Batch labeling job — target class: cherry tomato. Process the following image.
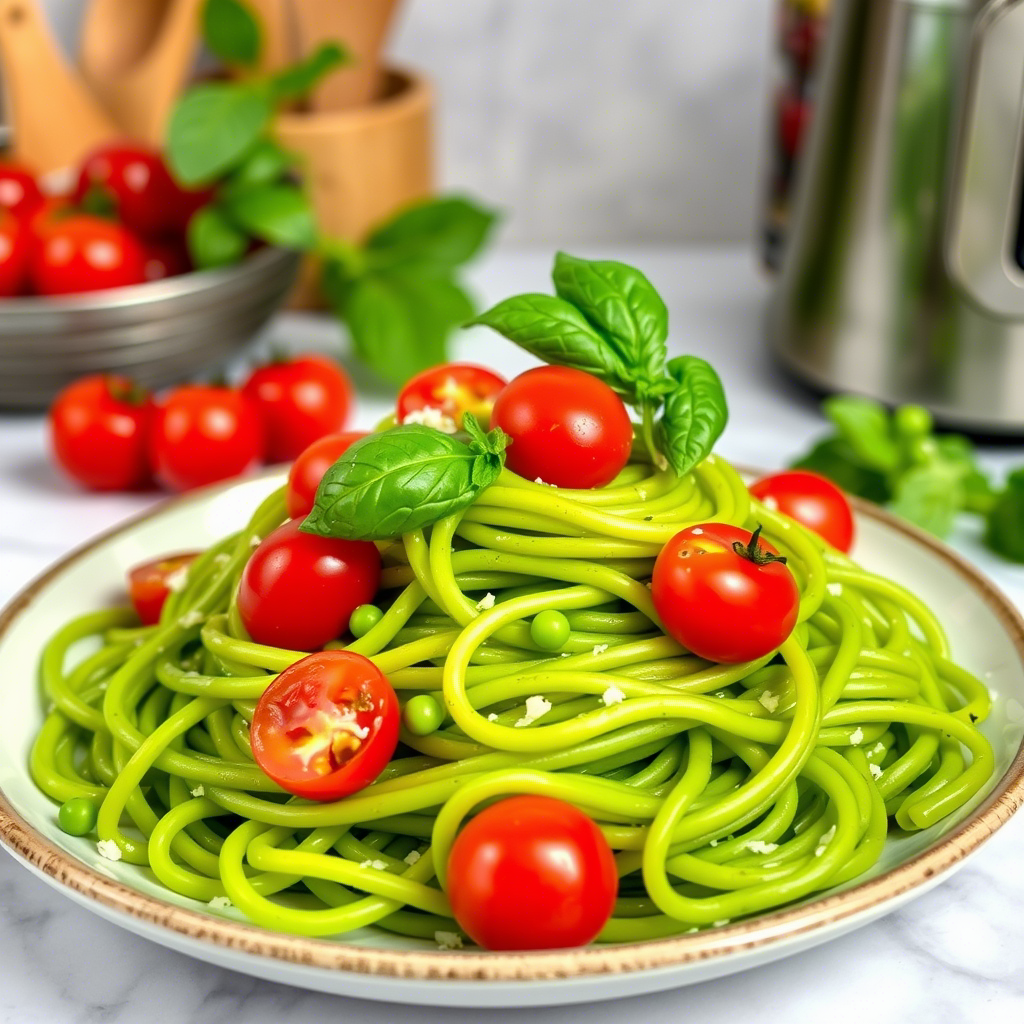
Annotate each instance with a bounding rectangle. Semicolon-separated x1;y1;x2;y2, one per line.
750;470;855;553
0;161;43;219
285;431;368;518
447;795;618;950
652;523;799;664
396;363;507;429
73;142;210;237
241;355;354;464
491;366;633;489
149;385;263;491
779;90;811;159
127;552;199;625
0;208;29;295
30;211;146;295
142;238;191;281
49;375;154;490
238;518;381;651
250;650;399;801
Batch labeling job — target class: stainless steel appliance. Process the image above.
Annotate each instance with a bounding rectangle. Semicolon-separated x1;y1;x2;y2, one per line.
771;0;1024;433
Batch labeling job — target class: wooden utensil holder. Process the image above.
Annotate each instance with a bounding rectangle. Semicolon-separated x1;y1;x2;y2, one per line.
274;66;434;309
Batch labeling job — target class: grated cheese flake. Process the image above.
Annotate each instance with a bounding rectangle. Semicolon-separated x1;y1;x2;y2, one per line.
359;859;388;870
164;565;190;592
96;840;122;862
602;685;626;706
758;691;780;713
208;896;232;910
515;695;552;728
404;850;421;866
401;406;458;433
178;610;205;628
869;763;883;780
435;930;463;950
190;785;205;798
475;592;496;611
691;527;703;535
592;644;609;656
487;713;499;722
745;840;779;855
850;727;864;746
249;534;262;548
826;582;843;597
713;919;730;927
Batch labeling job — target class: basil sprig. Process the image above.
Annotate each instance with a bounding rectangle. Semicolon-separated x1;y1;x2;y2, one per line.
302;415;510;541
469;252;727;476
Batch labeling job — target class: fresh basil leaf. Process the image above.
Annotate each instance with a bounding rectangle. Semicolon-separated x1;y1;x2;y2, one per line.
790;437;891;504
985;468;1024;563
301;425;507;541
223;140;292;195
469;294;630;388
269;43;349;102
552;252;668;391
167;83;271;185
202;0;261;67
889;462;964;537
823;396;900;473
187;205;248;269
223;183;315;248
365;197;498;270
658;355;728;476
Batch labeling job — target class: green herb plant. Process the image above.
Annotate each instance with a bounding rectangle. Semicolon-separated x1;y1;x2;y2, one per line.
167;0;496;385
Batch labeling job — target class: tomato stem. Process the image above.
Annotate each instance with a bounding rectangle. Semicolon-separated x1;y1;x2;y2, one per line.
732;524;787;566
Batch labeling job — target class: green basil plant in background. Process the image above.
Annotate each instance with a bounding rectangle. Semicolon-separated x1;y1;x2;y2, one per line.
167;0;497;386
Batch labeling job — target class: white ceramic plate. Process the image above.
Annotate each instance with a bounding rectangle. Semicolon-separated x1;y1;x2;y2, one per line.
1;473;1023;1008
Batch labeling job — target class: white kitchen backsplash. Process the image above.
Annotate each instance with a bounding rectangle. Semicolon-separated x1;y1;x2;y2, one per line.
35;0;773;244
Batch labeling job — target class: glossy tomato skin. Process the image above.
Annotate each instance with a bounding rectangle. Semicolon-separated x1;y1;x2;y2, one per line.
49;375;154;490
0;162;43;219
491;366;633;489
447;796;619;950
0;209;29;295
242;355;354;464
128;552;199;625
286;431;368;519
652;523;799;663
750;470;855;553
251;650;399;801
238;518;381;651
30;212;147;295
396;363;507;428
149;385;263;491
142;238;191;281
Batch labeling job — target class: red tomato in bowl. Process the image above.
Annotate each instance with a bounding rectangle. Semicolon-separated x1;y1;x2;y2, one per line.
0;162;43;220
237;518;381;651
750;470;855;553
250;650;399;801
128;552;199;625
143;238;191;281
149;385;263;491
286;431;368;519
242;355;354;464
652;523;799;663
48;374;153;490
396;363;506;429
0;209;29;295
491;366;633;488
447;796;619;950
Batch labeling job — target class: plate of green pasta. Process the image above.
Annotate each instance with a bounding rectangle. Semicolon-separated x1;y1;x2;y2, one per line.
1;255;1024;1008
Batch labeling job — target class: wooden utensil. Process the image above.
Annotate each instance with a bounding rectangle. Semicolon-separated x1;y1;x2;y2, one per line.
0;0;119;171
79;0;203;145
244;0;299;75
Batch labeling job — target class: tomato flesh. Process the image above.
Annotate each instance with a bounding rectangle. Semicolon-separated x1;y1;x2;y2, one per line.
251;651;399;801
396;363;507;429
749;470;855;553
128;553;199;625
286;431;368;518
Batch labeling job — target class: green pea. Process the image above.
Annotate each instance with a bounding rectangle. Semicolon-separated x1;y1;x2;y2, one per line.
349;604;384;638
530;609;571;651
894;404;933;440
403;694;443;736
58;798;98;837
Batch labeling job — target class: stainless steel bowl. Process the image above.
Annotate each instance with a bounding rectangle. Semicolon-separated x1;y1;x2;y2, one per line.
0;247;302;409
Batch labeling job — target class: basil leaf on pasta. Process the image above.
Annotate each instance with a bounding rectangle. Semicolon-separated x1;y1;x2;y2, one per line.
659;356;728;477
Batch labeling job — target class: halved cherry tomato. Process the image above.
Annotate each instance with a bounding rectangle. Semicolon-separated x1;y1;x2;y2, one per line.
250;650;399;801
0;208;29;296
750;470;855;553
48;375;154;490
286;431;368;518
128;553;199;625
0;161;43;220
447;795;619;950
652;523;799;663
238;518;381;651
396;363;507;430
491;366;633;488
241;355;354;464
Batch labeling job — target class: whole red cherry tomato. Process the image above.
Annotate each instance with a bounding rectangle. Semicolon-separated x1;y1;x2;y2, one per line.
396;363;507;430
446;795;619;950
286;431;368;519
142;238;191;281
652;523;799;663
48;375;153;491
149;385;263;491
750;470;855;553
73;142;210;237
241;355;354;464
30;210;146;295
128;553;199;625
0;208;29;295
491;366;633;488
237;518;381;651
250;650;399;801
0;161;43;219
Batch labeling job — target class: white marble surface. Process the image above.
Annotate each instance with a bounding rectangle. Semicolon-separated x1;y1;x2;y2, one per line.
2;246;1024;1022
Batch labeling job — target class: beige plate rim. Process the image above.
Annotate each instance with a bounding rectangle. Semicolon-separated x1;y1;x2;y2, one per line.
1;476;1023;983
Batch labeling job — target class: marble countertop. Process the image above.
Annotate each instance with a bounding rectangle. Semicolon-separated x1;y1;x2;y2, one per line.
1;246;1023;1023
